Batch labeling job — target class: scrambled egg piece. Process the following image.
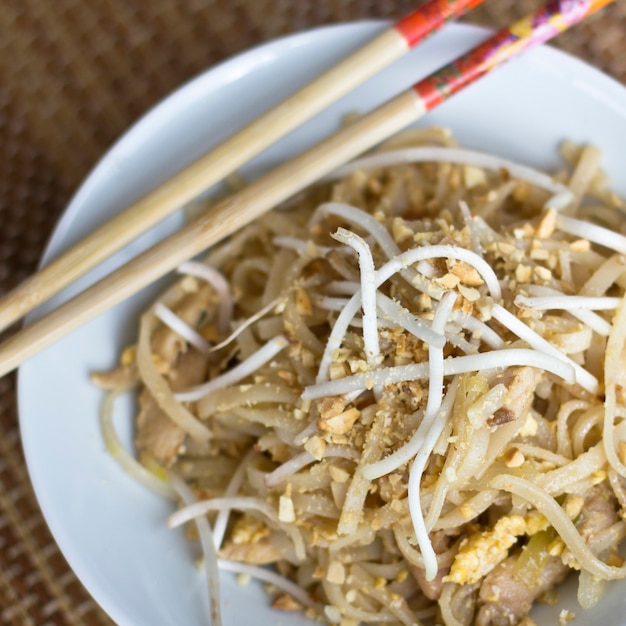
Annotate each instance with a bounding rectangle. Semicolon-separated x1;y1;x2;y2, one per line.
524;509;549;535
445;515;527;585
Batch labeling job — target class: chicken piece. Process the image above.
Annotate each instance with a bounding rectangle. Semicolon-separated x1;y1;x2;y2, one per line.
135;348;208;466
487;367;541;428
166;342;209;391
135;390;185;467
475;554;568;626
90;364;138;390
577;484;618;542
91;345;138;390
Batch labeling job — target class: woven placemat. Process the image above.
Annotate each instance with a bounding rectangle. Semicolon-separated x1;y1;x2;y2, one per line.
1;1;624;624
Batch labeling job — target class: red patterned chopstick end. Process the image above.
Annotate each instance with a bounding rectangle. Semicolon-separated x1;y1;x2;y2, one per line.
394;0;486;47
411;0;615;111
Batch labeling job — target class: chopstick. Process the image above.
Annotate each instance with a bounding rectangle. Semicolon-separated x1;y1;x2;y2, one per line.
0;0;613;378
0;0;486;334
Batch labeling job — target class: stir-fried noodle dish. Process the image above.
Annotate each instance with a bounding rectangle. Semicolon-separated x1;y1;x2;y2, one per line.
93;128;626;625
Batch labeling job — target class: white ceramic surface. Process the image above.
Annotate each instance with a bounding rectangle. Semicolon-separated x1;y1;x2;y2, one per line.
17;20;626;626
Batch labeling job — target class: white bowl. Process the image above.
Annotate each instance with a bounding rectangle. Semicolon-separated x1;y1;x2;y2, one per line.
17;20;626;626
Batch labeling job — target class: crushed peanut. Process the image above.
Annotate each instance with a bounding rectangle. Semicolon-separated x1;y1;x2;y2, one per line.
278;495;296;523
272;594;302;612
515;264;532;283
326;561;346;584
458;284;481;302
503;447;525;468
304;435;326;460
536;208;557;238
450;261;484;286
318;407;361;435
329;464;351;483
435;272;461;289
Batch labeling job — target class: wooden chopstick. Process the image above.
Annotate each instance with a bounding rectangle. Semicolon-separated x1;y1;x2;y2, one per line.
0;0;486;334
0;0;614;378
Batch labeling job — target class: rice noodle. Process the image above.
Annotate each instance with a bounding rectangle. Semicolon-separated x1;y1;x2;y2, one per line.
321;578;396;622
95;131;626;625
580;254;626;297
578;569;606;610
100;389;174;498
212;450;256;549
265;446;358;487
491;304;598;394
571;406;604;458
431;489;501;531
439;583;473;626
208;297;282;353
565;144;603;214
219;559;320;611
393;525;458;572
603;295;626;477
137;311;212;442
324;280;360;295
169;471;222;626
197;383;298;418
350;564;422;626
556;400;591;458
337;410;386;536
508;444;569;467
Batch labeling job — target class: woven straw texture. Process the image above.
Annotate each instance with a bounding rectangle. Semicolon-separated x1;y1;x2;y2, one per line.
1;1;625;624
